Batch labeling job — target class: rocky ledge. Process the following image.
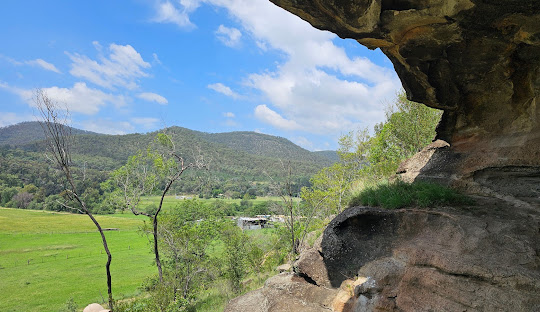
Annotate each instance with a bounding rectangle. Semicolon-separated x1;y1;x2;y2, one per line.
225;197;539;311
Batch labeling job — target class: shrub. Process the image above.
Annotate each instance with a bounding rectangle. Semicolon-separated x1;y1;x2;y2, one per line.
349;180;472;209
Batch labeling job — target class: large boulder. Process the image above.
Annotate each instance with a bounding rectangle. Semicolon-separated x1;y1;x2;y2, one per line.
224;272;339;312
269;0;540;200
226;197;540;311
319;199;540;311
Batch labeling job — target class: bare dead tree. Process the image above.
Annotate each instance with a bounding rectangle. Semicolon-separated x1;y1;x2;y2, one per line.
35;90;115;311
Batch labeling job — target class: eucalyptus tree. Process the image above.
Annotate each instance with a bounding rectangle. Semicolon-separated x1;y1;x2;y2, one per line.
112;133;207;283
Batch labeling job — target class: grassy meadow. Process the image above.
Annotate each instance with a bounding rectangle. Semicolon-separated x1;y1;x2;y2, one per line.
138;195;292;209
0;197;289;311
0;207;155;312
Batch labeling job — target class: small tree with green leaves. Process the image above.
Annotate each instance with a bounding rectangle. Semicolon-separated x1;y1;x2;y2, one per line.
112;133;207;283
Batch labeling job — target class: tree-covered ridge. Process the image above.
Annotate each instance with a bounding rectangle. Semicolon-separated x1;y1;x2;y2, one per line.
198;131;331;164
0;121;101;146
2;122;332;172
313;150;339;162
0;123;336;212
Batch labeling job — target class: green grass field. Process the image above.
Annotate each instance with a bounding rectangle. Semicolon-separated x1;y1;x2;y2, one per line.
0;208;155;312
0;197;290;311
139;195;288;206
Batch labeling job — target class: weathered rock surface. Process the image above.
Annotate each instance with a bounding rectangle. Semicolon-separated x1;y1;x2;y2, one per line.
321;200;540;311
269;0;540;200
226;198;540;311
224;272;339;312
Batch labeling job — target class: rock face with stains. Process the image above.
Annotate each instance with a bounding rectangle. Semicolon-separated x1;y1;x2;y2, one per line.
270;0;540;202
225;198;540;311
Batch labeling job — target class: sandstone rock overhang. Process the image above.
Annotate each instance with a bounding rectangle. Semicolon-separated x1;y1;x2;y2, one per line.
270;0;540;201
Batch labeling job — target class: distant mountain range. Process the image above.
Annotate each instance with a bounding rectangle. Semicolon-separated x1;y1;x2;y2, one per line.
0;122;337;189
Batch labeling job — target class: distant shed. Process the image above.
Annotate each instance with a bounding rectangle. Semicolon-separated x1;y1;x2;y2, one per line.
237;217;269;230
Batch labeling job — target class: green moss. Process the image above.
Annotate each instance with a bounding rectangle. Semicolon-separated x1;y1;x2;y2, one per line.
349;180;472;209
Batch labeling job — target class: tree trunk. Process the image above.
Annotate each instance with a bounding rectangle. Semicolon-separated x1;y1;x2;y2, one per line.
153;214;163;283
87;212;114;311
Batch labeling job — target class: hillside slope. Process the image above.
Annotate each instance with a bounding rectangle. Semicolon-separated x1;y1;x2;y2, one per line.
0;122;336;195
199;131;331;164
0;121;101;146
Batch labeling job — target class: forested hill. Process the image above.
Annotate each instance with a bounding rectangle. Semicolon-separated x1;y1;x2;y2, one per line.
0;122;336;197
0;121;101;146
313;150;339;162
198;131;330;163
0;122;332;165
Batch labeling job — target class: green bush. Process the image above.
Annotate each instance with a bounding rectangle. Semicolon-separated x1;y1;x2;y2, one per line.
349;180;472;209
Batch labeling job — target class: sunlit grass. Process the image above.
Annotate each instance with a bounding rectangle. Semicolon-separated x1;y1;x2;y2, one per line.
0;208;154;312
349;180;472;209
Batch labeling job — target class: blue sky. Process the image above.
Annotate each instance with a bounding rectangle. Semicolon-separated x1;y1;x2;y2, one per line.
0;0;401;151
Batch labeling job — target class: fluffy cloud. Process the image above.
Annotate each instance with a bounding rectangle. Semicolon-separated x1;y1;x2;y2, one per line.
25;59;61;73
215;25;242;47
67;43;150;90
223;112;235;118
211;0;400;133
1;81;126;115
137;92;168;105
152;0;199;29
207;82;240;99
254;105;301;131
155;0;401;135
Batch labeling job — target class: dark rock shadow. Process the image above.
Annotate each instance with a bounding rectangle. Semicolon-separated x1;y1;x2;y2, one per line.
321;207;400;288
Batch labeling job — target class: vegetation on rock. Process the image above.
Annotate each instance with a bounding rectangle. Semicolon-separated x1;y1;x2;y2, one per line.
349;180;471;209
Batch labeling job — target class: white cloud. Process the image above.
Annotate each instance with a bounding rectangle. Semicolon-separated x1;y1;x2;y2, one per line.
160;0;401;135
254;105;301;131
79;119;134;135
1;81;126;115
209;0;400;134
131;117;160;129
152;1;199;29
215;25;242;47
0;112;36;127
67;43;151;90
137;92;168;105
0;54;61;73
25;59;61;73
223;112;235;118
207;82;240;99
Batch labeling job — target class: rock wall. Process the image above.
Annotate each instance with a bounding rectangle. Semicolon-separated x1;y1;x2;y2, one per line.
269;0;540;199
225;198;540;311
